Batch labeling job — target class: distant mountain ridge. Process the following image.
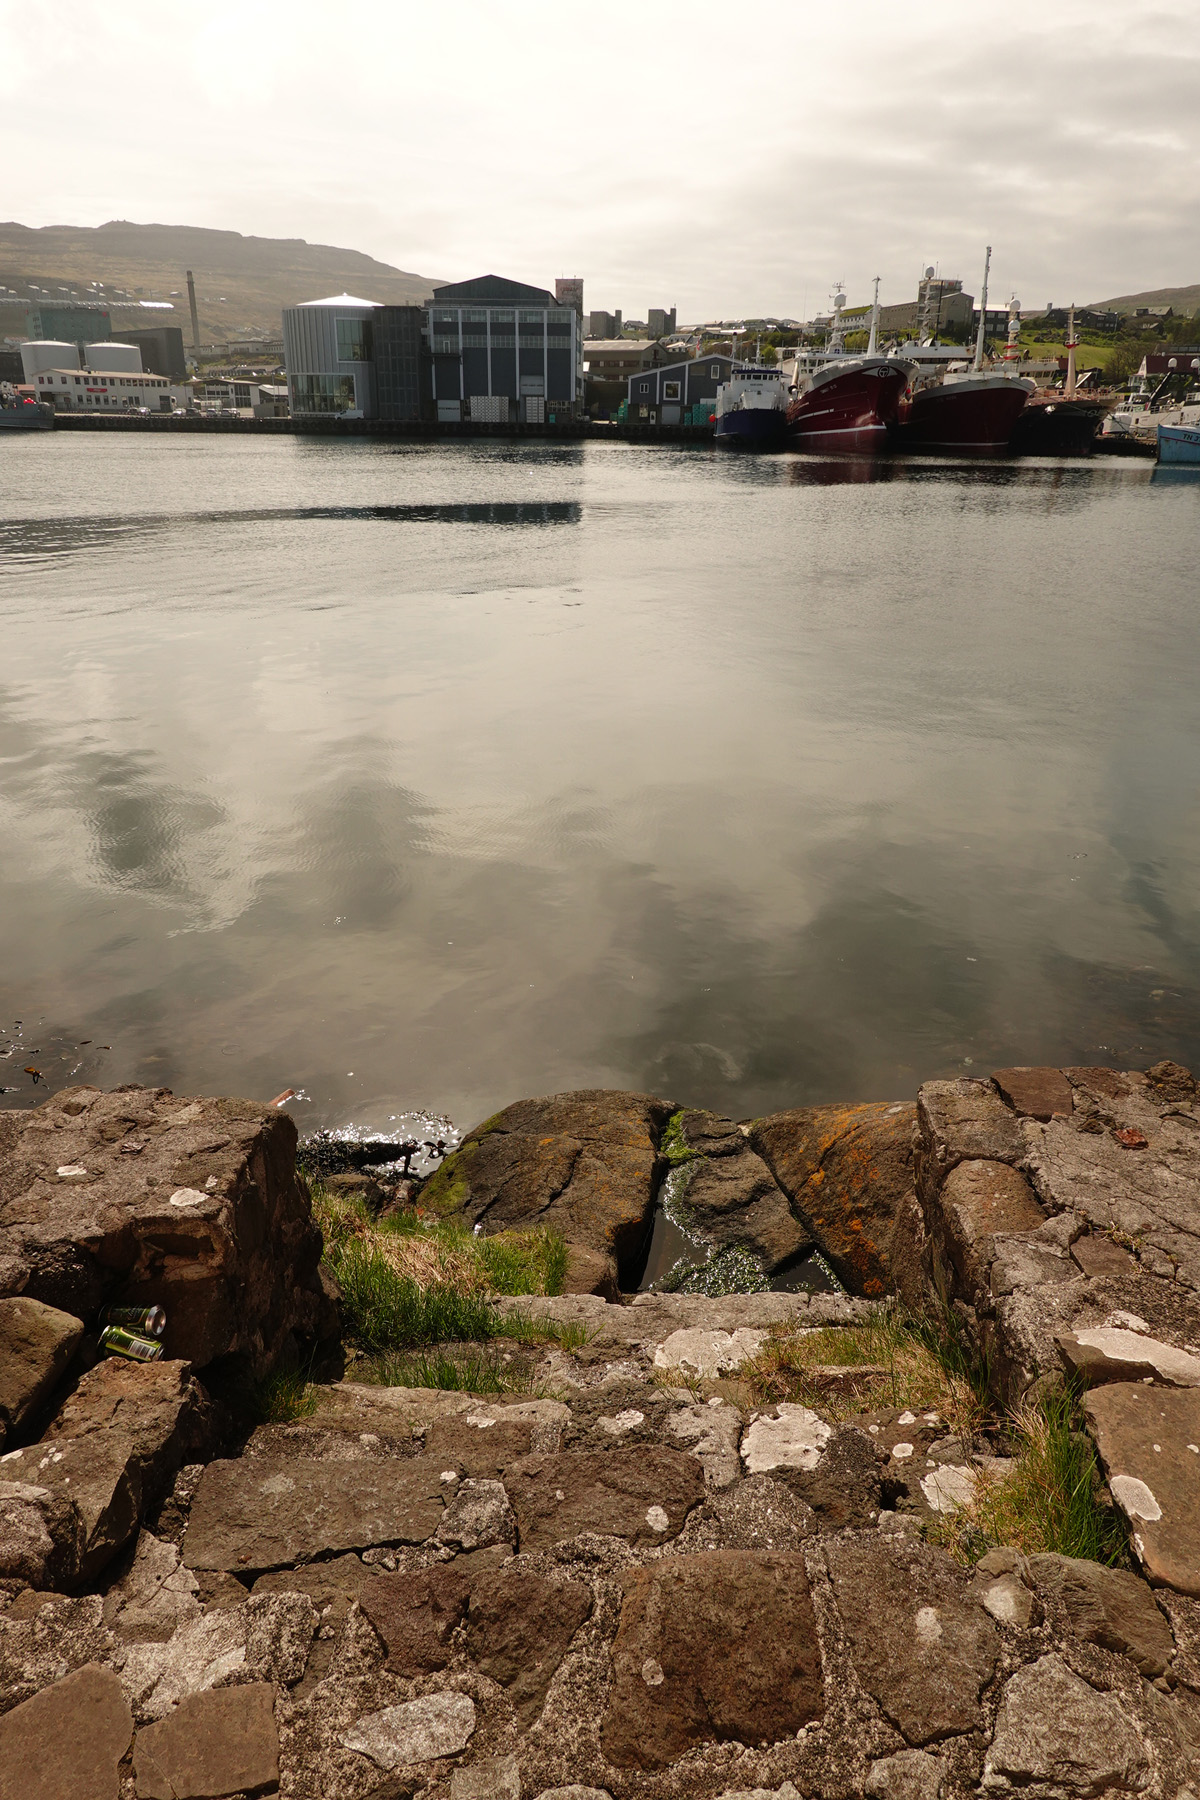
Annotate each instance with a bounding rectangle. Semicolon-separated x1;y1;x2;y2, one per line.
0;220;442;339
1084;283;1200;314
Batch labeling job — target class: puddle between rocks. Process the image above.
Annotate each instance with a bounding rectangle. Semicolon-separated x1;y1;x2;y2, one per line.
634;1168;839;1298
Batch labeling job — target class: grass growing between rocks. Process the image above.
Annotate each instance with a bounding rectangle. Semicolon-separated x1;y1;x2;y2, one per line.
313;1184;574;1365
357;1346;542;1396
743;1304;989;1432
930;1383;1130;1567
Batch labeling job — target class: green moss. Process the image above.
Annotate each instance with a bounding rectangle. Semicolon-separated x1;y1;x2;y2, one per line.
659;1108;700;1168
418;1140;478;1216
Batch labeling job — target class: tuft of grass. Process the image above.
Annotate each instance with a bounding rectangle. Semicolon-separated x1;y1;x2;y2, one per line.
499;1311;598;1352
334;1239;499;1352
358;1345;539;1395
312;1181;568;1355
931;1382;1130;1566
225;1365;319;1428
743;1304;989;1431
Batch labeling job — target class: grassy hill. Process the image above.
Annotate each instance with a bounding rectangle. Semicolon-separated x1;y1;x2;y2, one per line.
0;220;442;340
1085;283;1200;315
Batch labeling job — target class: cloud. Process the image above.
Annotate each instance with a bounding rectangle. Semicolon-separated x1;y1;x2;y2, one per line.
5;0;1197;315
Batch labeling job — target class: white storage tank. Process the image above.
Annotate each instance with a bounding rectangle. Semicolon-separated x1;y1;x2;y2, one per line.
20;341;80;380
84;341;143;373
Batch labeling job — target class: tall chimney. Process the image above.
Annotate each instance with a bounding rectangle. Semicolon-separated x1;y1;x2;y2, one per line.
186;270;201;351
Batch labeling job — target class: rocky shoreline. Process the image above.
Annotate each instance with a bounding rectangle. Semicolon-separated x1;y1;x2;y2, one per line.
1;1062;1199;1799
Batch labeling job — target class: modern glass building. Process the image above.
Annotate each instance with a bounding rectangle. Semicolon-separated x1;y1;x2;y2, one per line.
425;275;583;423
281;295;379;417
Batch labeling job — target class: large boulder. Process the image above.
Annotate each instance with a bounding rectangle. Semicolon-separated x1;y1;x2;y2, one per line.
0;1085;336;1374
601;1550;823;1769
419;1090;673;1288
657;1110;814;1280
0;1663;133;1800
749;1102;924;1300
0;1296;83;1446
0;1358;210;1589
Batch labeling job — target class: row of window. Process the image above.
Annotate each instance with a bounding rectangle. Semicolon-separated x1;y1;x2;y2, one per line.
36;372;169;388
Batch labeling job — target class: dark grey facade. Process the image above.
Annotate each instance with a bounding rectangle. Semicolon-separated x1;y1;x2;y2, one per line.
627;354;734;422
119;326;187;382
374;307;430;421
426;274;582;423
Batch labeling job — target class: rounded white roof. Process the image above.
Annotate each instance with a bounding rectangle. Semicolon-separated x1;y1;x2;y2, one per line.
299;293;379;308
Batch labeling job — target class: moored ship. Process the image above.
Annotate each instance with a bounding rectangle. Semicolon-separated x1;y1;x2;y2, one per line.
786;281;911;453
0;385;54;430
895;254;1034;454
714;365;789;448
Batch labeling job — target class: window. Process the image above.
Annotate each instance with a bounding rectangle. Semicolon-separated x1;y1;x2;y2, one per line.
710;364;721;377
638;381;649;394
519;310;545;324
336;318;373;362
293;373;357;414
663;380;681;400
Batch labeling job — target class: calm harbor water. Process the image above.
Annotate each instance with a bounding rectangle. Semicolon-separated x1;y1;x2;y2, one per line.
2;435;1198;1142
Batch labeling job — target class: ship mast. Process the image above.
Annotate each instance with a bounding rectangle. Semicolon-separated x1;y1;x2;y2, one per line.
866;276;881;356
972;244;992;372
1064;304;1078;398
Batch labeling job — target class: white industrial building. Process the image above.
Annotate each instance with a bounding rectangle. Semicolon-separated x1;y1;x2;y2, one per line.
20;339;183;411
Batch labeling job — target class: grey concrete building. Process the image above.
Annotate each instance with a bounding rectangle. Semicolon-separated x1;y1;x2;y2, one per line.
648;306;677;338
426;275;582;423
118;326;187;382
627;353;734;424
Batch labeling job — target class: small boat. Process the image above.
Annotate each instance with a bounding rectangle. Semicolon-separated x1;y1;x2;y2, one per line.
0;387;54;430
1157;423;1200;465
786;281;912;454
714;365;788;448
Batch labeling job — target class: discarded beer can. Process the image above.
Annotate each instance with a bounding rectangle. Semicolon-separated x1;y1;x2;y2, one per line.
99;1325;164;1362
99;1303;166;1337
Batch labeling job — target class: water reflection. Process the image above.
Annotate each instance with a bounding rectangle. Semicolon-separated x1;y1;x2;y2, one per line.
0;437;1197;1136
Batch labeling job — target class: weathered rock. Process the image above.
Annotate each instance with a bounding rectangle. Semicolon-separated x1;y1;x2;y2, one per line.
1021;1084;1200;1293
750;1102;920;1298
1059;1326;1200;1388
533;1791;613;1800
451;1756;522;1800
741;1407;881;1525
422;1410;542;1478
0;1297;83;1443
1070;1233;1139;1279
119;1592;316;1722
0;1594;115;1714
665;1402;742;1488
0;1085;335;1373
931;1160;1044;1296
359;1565;473;1675
865;1749;946;1800
0;1476;81;1589
562;1243;621;1302
132;1682;278;1800
466;1564;592;1725
0;1358;209;1587
1028;1551;1175;1676
419;1090;672;1285
181;1454;446;1571
503;1446;704;1551
341;1691;476;1768
827;1536;997;1744
741;1404;831;1475
653;1326;765;1379
436;1477;516;1552
601;1550;823;1770
104;1530;201;1642
662;1110;814;1277
1084;1383;1200;1596
916;1080;1024;1194
981;1652;1149;1793
970;1553;1040;1630
992;1066;1074;1121
0;1663;132;1800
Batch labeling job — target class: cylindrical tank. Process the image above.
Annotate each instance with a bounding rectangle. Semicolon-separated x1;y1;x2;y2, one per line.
84;341;143;373
20;341;79;380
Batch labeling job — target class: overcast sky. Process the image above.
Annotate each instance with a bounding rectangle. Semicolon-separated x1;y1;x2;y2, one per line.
5;0;1198;319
